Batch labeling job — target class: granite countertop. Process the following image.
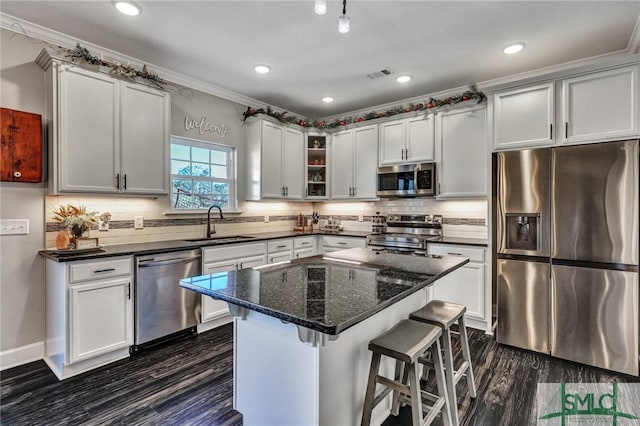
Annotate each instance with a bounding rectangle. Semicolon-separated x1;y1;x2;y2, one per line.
180;247;468;335
39;229;371;262
38;228;486;262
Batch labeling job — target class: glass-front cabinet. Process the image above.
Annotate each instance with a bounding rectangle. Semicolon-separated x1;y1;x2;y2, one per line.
305;134;328;199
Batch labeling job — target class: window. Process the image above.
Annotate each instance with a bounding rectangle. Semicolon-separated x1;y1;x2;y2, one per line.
170;136;236;210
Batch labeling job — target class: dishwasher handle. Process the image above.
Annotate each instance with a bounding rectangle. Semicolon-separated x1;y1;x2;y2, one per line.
138;256;201;268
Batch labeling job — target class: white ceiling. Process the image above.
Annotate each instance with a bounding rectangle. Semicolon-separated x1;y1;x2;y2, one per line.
2;1;639;118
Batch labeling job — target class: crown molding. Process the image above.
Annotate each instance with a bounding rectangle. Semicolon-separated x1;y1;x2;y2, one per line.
0;12;289;113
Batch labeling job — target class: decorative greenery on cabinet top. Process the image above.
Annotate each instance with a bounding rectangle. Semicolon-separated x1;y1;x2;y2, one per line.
242;84;486;130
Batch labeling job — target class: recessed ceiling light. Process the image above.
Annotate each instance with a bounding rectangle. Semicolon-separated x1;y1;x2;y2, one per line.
113;1;141;16
503;42;525;55
396;75;411;83
254;64;271;74
322;96;335;103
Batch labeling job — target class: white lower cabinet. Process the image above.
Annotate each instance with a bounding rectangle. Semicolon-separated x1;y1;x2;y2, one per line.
293;236;316;259
45;256;134;380
320;235;366;253
201;243;267;327
69;277;133;363
427;243;488;330
268;238;294;263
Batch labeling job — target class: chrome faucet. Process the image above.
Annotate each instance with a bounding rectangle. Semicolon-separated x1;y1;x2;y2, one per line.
206;205;224;237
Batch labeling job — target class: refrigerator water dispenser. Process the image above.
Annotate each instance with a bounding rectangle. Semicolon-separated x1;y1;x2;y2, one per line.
505;213;540;251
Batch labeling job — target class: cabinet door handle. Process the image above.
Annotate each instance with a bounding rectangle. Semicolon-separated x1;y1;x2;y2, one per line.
93;268;116;274
296;253;300;259
239;262;243;269
549;123;553;140
565;122;568;139
127;282;131;300
437;182;441;195
116;173;120;190
123;174;127;190
270;257;274;263
301;241;310;245
337;241;348;245
352;187;356;197
286;186;289;196
282;186;285;196
447;252;462;256
405;148;408;159
401;149;404;160
277;244;287;248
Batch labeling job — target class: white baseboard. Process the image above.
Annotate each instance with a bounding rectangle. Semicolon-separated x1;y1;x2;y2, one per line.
0;341;44;371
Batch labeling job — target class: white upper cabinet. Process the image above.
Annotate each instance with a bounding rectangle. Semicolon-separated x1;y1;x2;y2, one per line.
50;63;169;194
561;66;638;144
493;83;555;150
58;66;120;193
330;124;378;200
120;82;170;194
493;65;639;150
379;115;435;165
245;117;304;200
436;106;487;199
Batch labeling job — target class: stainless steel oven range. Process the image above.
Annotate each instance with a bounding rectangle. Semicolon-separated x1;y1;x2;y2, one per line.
366;214;443;254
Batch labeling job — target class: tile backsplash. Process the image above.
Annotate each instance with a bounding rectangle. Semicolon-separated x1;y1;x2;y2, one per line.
45;195;488;247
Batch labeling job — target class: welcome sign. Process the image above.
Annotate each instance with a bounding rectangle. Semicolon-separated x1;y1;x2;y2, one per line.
184;115;230;138
537;383;640;425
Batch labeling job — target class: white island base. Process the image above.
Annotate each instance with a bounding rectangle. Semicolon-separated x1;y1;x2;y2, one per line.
233;287;429;426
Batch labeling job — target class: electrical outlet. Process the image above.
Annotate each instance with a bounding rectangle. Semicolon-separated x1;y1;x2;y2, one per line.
358;214;364;222
134;216;144;229
98;220;109;231
264;215;269;223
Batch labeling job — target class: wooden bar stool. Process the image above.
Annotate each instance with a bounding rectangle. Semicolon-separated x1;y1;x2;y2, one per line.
410;300;477;426
361;319;451;426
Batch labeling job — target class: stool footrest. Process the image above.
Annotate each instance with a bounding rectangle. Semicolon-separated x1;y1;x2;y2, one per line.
453;361;471;384
376;375;410;396
398;391;447;426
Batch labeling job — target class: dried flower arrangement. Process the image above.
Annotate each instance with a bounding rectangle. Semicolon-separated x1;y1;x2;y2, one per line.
52;204;99;239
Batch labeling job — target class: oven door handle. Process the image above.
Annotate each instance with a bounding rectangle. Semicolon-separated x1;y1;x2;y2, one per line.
413;167;419;195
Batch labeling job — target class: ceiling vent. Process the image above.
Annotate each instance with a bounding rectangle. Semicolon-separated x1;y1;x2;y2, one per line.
367;68;391;79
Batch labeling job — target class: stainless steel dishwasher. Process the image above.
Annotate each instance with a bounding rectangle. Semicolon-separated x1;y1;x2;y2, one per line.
134;249;201;349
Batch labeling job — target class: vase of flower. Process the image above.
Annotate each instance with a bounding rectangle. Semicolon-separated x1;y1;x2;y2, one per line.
52;205;99;249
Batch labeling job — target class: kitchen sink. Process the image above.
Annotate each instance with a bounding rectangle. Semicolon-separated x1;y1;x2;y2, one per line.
184;235;256;245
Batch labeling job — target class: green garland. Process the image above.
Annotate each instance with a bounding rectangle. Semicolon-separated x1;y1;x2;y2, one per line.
65;44;167;89
242;85;486;129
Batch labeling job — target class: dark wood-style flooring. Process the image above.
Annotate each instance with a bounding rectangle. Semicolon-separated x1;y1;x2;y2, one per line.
2;323;639;425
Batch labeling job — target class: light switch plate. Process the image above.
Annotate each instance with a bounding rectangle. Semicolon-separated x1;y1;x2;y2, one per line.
358;214;364;222
134;216;144;229
0;219;29;235
98;220;109;231
264;215;269;223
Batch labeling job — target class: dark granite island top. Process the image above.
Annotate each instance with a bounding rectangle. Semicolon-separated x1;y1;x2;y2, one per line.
180;247;468;335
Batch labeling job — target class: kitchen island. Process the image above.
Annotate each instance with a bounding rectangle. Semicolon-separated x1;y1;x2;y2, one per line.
180;248;468;426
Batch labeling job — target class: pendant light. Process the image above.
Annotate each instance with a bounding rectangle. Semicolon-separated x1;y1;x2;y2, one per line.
314;0;327;15
338;0;350;33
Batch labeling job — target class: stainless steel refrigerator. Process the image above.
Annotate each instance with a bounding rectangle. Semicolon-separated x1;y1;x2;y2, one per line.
494;140;639;375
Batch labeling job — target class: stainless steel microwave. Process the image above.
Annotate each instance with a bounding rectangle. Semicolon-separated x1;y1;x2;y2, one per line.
377;163;436;197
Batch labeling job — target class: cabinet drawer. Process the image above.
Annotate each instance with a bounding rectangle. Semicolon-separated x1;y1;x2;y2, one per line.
321;236;365;249
293;236;315;249
428;243;485;262
267;239;293;253
203;242;266;264
69;257;132;283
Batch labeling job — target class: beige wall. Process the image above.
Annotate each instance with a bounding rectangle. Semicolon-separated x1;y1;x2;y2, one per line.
0;29;47;352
